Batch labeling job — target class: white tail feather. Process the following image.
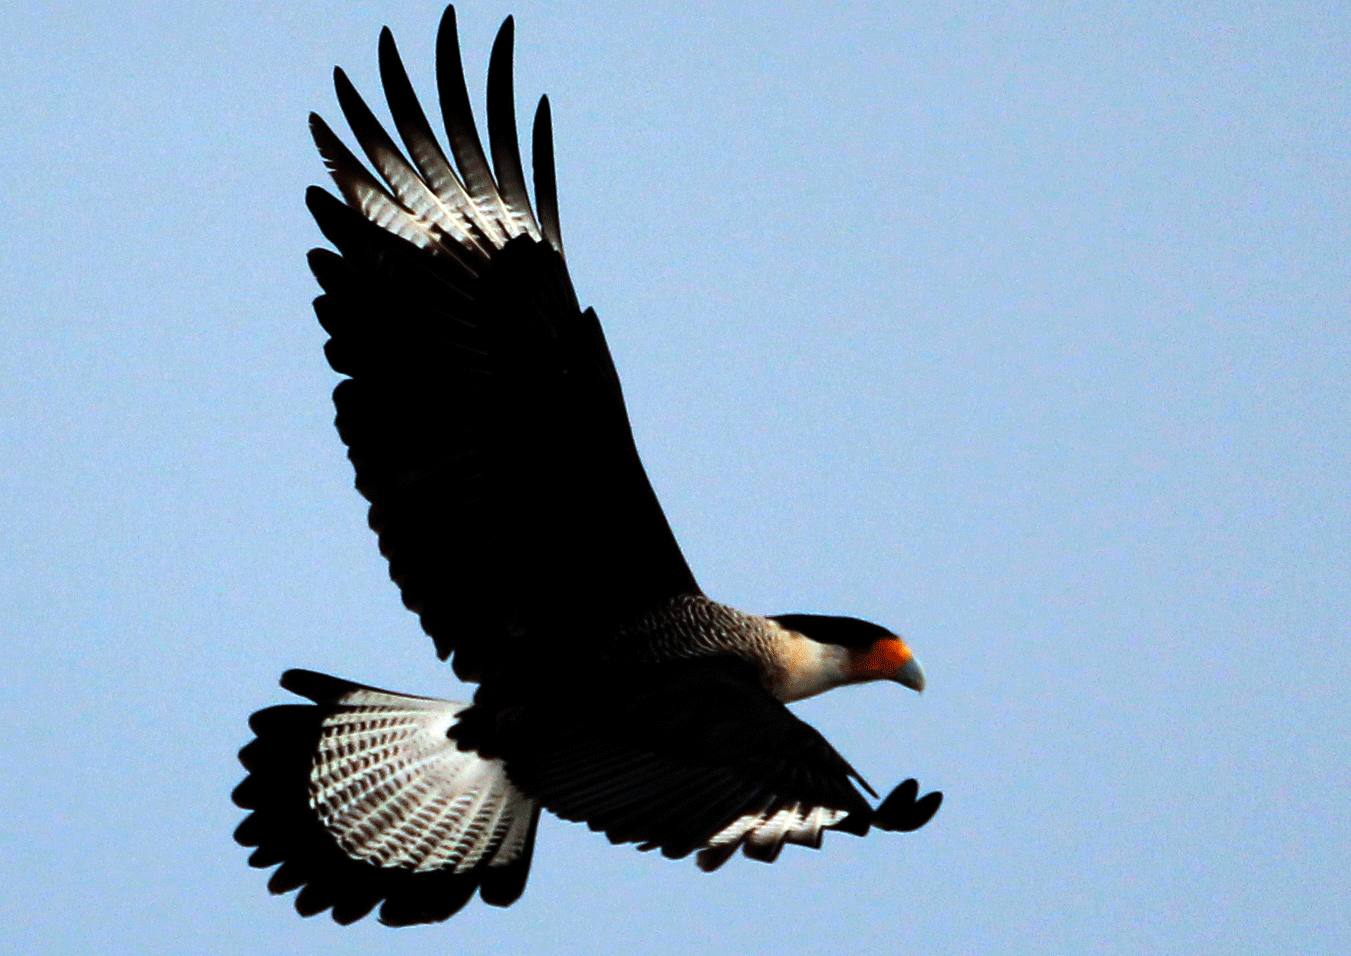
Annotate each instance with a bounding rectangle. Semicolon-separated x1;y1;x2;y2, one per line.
309;685;535;874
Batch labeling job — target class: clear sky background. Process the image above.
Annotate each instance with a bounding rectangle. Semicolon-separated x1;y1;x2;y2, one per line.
3;1;1347;953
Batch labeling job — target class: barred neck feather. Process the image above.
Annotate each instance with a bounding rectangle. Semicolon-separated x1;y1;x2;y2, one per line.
612;595;851;702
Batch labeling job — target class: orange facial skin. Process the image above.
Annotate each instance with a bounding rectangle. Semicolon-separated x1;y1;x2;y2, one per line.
849;637;914;682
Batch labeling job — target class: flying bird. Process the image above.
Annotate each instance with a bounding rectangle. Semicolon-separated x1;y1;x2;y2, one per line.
233;4;942;926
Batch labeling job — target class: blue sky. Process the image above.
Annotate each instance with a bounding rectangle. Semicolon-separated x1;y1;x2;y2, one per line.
2;2;1347;953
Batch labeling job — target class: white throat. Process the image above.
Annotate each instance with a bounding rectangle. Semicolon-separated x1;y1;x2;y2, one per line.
766;623;852;703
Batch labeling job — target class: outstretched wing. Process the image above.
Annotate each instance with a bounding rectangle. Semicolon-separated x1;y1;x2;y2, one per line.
455;657;878;870
307;6;699;681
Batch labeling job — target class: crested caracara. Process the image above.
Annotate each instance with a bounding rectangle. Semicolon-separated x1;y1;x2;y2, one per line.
233;4;942;927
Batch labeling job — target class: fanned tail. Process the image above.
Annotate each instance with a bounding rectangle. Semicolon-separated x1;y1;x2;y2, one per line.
233;669;540;925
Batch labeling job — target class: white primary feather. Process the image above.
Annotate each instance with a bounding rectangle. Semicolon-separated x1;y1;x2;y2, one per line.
696;800;851;872
315;24;552;280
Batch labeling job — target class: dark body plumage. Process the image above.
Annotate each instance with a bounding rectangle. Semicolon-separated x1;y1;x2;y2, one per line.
234;5;940;927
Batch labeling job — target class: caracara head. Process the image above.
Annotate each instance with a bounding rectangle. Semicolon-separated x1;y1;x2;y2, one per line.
766;613;925;702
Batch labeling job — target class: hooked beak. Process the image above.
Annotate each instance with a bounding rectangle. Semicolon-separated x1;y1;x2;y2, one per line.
895;653;926;693
850;636;926;693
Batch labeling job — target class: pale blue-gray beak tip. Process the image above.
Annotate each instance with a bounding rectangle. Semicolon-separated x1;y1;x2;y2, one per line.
896;655;926;693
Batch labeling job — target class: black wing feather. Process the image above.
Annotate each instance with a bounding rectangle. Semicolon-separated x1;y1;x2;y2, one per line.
377;27;497;257
332;67;458;247
307;8;698;679
531;95;565;255
485;16;542;238
435;6;512;240
460;658;874;866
